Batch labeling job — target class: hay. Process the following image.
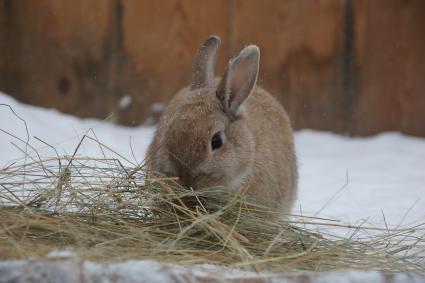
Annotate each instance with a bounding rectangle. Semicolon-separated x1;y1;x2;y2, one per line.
0;132;424;274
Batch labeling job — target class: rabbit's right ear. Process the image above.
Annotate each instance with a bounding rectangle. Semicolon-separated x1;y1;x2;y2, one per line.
191;36;221;90
216;45;260;118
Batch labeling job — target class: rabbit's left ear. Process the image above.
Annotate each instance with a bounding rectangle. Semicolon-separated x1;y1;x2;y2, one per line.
216;45;260;117
191;36;221;90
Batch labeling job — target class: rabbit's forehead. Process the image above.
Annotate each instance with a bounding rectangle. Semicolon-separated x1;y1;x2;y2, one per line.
172;95;226;131
164;117;208;168
170;103;225;137
181;90;221;111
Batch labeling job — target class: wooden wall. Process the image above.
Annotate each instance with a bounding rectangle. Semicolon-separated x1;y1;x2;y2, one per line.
0;0;424;136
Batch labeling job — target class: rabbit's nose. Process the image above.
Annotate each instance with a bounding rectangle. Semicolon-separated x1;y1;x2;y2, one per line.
178;176;193;188
177;170;198;189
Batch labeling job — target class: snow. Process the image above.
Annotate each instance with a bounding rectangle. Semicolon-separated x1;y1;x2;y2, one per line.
118;95;133;110
1;91;423;227
1;91;424;281
0;93;154;167
295;130;425;227
1;259;424;283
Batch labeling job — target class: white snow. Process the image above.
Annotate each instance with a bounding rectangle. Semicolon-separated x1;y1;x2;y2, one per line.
1;91;423;227
0;93;154;167
294;130;425;227
118;95;133;110
1;91;424;281
0;259;424;283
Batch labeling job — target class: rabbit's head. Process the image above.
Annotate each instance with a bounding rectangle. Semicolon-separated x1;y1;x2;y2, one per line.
148;36;261;190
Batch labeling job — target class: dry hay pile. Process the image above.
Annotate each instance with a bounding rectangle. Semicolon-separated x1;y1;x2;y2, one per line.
0;133;424;274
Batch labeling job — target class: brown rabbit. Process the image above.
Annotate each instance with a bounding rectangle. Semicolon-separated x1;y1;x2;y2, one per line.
146;36;297;212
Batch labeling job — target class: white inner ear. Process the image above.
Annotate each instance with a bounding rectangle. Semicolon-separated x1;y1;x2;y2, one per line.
222;46;259;116
228;80;252;116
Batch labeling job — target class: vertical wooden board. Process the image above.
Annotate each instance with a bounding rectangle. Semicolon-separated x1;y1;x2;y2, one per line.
2;0;424;136
0;0;112;118
353;0;425;136
120;0;230;124
0;0;21;95
232;0;344;132
0;1;9;89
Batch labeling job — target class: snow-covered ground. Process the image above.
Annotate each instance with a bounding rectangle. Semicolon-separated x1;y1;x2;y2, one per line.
1;91;424;227
1;91;425;281
1;257;424;283
296;130;425;227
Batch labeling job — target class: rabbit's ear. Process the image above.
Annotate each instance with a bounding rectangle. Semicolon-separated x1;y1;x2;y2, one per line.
191;36;221;90
217;45;259;117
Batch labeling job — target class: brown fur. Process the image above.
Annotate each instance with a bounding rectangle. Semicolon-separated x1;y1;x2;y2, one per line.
146;36;297;212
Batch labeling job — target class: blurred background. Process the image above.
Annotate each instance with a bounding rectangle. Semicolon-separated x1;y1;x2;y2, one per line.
0;0;424;136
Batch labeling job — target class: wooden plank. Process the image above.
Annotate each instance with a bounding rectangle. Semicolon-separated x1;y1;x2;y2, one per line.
0;0;112;118
0;0;230;125
120;0;230;124
0;0;20;96
232;0;345;132
352;0;425;136
1;0;424;136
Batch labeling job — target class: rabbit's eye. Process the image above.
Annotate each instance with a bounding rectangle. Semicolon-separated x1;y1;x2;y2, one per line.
211;132;223;151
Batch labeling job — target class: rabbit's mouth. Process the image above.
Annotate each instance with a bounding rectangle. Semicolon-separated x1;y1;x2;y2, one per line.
175;169;250;192
173;168;231;191
175;171;213;190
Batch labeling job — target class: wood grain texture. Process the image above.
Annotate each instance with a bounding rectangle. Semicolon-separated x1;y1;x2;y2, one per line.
231;0;344;132
0;0;112;118
352;0;425;136
120;0;230;125
0;0;424;136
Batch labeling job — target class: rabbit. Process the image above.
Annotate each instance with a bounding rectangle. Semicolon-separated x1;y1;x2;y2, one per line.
145;36;297;212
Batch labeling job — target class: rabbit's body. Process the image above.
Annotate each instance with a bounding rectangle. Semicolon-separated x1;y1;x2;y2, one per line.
235;86;297;211
146;36;297;212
